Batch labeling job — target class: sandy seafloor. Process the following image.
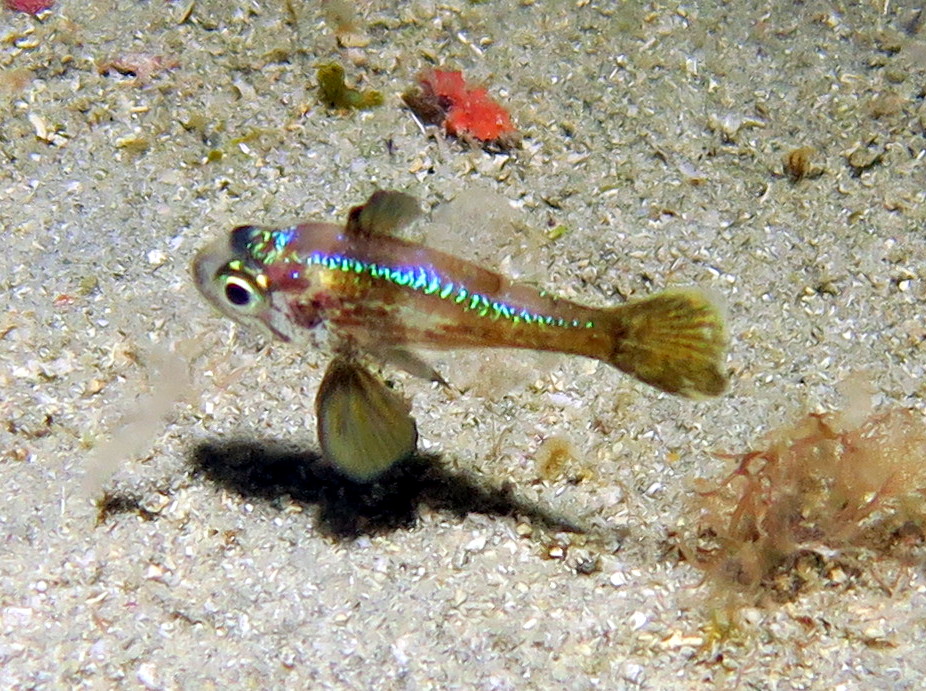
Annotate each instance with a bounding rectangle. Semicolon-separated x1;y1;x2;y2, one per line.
2;0;926;688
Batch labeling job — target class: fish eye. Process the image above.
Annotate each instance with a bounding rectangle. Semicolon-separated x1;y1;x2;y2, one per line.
218;271;265;312
225;278;253;306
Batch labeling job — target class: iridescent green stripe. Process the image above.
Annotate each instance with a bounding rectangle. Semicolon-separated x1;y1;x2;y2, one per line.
249;228;594;329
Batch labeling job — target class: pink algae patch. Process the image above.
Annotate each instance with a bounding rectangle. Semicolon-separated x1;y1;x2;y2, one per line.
4;0;53;14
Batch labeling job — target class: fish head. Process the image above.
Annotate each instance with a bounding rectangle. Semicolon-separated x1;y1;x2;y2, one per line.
192;225;297;342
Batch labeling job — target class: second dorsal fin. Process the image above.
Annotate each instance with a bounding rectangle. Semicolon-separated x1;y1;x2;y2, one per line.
346;190;422;237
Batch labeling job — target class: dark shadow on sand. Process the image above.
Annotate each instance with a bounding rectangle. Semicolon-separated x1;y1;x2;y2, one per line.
189;438;583;539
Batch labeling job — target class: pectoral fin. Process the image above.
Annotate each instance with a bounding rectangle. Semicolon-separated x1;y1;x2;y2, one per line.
315;357;418;482
372;346;448;386
346;190;421;237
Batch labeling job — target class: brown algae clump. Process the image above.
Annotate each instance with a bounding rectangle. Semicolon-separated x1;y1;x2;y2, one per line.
682;394;926;603
317;63;383;111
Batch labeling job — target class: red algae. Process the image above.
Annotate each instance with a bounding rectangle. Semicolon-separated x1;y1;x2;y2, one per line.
4;0;53;14
403;69;519;148
679;389;926;605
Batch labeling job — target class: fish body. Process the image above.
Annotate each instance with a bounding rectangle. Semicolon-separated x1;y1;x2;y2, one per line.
194;191;728;398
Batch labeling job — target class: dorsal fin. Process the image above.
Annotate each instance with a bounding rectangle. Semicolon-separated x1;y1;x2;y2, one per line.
346;190;421;237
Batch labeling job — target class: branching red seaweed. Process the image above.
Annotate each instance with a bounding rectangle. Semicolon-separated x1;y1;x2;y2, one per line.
680;394;926;605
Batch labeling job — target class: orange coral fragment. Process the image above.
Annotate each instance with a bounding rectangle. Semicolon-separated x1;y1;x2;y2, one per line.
404;69;519;148
424;70;467;103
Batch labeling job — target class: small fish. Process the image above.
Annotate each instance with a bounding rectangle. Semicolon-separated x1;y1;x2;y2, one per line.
193;191;728;477
193;191;727;482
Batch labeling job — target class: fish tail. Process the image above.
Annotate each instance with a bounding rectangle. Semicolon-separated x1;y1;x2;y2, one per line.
605;289;728;398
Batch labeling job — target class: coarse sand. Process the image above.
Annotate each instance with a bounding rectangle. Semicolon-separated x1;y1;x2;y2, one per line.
2;1;925;688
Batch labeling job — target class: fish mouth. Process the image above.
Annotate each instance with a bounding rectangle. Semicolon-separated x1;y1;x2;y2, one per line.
191;239;228;302
255;291;301;344
191;249;210;291
263;318;292;343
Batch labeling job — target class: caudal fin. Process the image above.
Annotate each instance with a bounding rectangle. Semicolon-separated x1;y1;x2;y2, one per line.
608;289;728;398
